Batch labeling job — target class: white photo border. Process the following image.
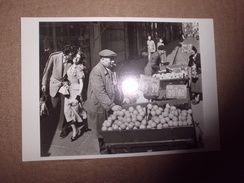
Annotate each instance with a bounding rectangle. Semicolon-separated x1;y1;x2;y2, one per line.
21;17;220;162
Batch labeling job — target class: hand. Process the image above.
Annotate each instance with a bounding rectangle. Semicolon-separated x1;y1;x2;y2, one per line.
41;85;46;93
111;105;122;111
75;95;83;103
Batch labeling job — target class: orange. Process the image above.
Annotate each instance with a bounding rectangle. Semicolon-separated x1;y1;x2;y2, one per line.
107;116;112;121
181;116;186;121
128;123;134;129
120;123;126;130
128;106;134;113
153;105;159;110
136;105;142;110
151;122;157;128
147;103;153;110
108;127;113;131
178;120;183;126
113;111;117;116
125;111;131;117
126;117;132;123
151;110;156;116
132;117;137;123
160;118;166;124
135;121;141;127
165;117;170;122
157;124;163;129
156;109;162;115
122;117;127;123
105;121;112;127
168;120;173;127
111;114;116;121
147;125;152;129
140;111;146;117
187;119;193;125
112;124;119;130
137;114;143;121
148;119;153;125
133;110;139;115
141;119;147;125
117;120;123;126
102;126;107;131
118;116;123;121
182;121;187;126
158;107;164;112
154;117;160;124
139;124;146;129
187;109;193;114
168;113;174;119
163;123;169;128
172;116;178;122
174;111;179;117
173;121;178;126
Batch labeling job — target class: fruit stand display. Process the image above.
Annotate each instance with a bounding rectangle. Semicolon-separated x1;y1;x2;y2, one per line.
99;100;198;154
153;65;189;90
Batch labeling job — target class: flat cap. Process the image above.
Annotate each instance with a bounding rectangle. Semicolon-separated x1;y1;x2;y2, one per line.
158;45;166;50
99;49;117;57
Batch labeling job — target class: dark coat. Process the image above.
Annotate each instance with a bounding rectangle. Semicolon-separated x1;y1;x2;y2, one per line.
83;62;117;138
144;51;162;76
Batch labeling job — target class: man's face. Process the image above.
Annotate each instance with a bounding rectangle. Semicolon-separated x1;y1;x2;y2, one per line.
66;52;74;61
148;36;151;40
101;57;115;68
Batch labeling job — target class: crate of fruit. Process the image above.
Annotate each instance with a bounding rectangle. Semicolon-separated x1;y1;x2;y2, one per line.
153;66;189;90
99;100;197;144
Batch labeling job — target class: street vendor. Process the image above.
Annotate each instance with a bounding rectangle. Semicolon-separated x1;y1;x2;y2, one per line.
83;49;122;153
144;45;167;76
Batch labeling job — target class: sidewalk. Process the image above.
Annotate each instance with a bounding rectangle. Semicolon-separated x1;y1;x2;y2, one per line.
40;108;100;156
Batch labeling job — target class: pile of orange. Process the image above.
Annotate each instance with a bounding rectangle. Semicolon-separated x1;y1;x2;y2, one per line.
101;104;193;131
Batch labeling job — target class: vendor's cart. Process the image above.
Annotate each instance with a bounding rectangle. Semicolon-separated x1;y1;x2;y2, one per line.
99;100;198;154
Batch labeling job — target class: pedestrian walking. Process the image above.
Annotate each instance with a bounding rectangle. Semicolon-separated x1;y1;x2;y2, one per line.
41;45;77;138
147;35;156;62
60;50;88;142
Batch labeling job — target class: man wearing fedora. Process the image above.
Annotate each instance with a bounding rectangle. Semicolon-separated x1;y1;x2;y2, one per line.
144;45;167;76
84;49;122;153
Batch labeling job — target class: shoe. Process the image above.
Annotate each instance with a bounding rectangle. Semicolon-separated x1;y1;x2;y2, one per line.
71;129;81;142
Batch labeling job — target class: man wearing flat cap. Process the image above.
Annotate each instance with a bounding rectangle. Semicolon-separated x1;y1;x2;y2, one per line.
84;49;122;153
144;45;167;76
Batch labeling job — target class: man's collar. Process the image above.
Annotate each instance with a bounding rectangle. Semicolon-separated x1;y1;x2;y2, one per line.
99;62;110;75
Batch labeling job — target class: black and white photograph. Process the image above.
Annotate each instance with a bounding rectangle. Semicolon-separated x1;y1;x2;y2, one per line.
21;17;220;161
